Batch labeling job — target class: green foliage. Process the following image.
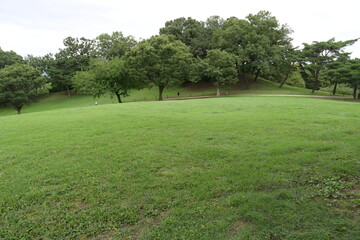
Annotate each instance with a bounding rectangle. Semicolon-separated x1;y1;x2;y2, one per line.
44;37;96;95
126;35;193;100
322;58;360;98
95;31;137;60
285;67;306;88
159;17;206;57
215;11;293;88
0;64;50;113
0;47;23;69
342;58;360;98
73;58;139;103
159;15;225;59
308;177;350;199
71;69;98;95
194;49;237;95
24;54;48;74
299;38;358;93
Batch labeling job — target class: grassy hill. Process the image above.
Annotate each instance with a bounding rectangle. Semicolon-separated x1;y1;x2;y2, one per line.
0;78;344;117
0;96;359;239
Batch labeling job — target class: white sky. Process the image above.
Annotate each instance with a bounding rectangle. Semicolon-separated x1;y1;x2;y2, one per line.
1;0;359;57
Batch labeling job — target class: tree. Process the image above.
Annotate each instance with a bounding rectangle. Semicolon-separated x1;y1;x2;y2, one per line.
216;12;292;88
24;54;51;76
0;64;50;114
348;59;360;99
336;59;360;99
278;48;301;88
126;35;193;100
95;32;137;60
72;58;138;103
215;17;250;88
324;54;350;95
202;16;225;56
299;38;357;93
160;17;206;57
0;48;23;69
195;49;237;96
45;37;96;96
348;58;360;99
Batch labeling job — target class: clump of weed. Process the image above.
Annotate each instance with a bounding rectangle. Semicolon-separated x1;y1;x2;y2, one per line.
307;176;350;199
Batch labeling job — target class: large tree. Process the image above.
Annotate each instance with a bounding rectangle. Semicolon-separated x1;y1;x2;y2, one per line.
324;54;350;95
245;11;293;82
215;17;250;88
195;49;237;96
72;58;138;103
299;38;357;93
332;58;360;99
45;37;96;96
126;35;193;100
0;64;49;114
216;11;292;89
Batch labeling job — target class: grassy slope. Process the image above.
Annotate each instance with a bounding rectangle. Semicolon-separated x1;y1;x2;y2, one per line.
0;79;339;117
0;96;359;239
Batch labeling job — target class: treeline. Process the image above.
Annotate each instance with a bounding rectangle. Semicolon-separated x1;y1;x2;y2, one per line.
0;11;359;114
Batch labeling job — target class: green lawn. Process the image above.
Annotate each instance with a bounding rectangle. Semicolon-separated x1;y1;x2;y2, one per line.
1;96;359;239
0;78;343;117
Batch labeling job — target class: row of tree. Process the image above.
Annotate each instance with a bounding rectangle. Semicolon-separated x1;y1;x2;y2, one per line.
1;11;359;114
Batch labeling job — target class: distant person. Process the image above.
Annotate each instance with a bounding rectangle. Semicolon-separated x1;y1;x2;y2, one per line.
177;91;180;97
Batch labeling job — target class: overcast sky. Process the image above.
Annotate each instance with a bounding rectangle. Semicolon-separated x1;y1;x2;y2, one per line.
1;0;359;57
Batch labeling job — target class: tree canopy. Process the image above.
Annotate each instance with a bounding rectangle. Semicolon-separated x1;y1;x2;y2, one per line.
126;35;193;100
73;58;138;103
194;49;237;96
0;64;49;114
95;32;137;60
42;37;96;96
0;48;23;69
326;58;360;98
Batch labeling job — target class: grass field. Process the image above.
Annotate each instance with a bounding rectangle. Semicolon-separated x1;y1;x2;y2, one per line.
0;78;339;117
0;96;359;239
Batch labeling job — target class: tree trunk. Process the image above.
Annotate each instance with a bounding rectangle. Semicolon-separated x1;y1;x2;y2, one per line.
353;86;358;99
216;87;220;96
66;85;71;97
115;92;122;103
254;69;261;82
16;106;22;114
312;72;319;94
279;62;295;88
332;82;338;95
358;92;360;99
279;73;289;88
235;63;249;89
158;85;165;101
238;74;249;90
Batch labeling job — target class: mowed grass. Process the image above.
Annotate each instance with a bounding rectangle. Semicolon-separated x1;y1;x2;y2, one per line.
0;78;337;117
0;96;359;239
